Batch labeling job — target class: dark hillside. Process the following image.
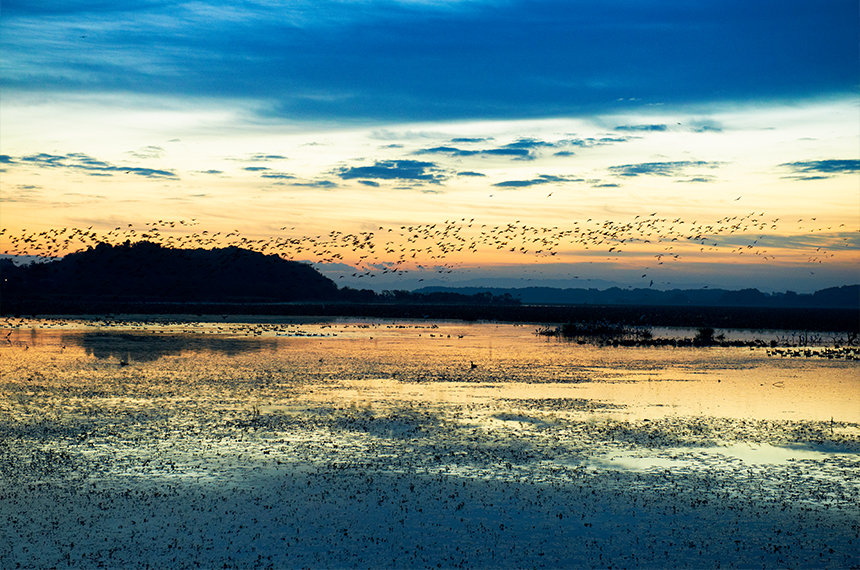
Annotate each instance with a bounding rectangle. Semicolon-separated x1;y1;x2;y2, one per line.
415;284;860;309
1;241;340;303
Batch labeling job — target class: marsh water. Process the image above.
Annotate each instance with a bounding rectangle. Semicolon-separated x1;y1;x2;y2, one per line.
2;317;858;568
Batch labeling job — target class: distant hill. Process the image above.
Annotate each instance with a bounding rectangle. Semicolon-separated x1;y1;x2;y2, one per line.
0;241;519;309
414;284;860;309
0;241;340;303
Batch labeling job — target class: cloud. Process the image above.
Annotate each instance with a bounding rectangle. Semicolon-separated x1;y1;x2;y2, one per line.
337;159;446;183
229;153;289;162
677;176;715;183
493;174;583;188
127;145;165;159
450;137;492;143
779;159;860;179
313;261;357;272
15;152;177;178
358;180;380;187
480;148;533;159
251;154;287;161
786;175;830;181
715;231;860;250
0;183;42;202
553;151;575;157
243;166;270;171
418;138;566;161
0;155;14;164
614;124;667;132
260;172;296;180
457;171;485;177
1;0;856;122
415;145;533;159
608;160;722;177
503;138;557;149
563;137;631;148
689;120;723;133
292;179;338;189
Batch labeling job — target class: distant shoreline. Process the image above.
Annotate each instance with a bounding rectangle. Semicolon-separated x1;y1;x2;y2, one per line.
3;301;858;332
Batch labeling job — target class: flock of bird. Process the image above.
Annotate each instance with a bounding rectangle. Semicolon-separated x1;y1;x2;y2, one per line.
1;212;854;283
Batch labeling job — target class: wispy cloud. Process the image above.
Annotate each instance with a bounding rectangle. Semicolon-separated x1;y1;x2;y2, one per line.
0;183;42;203
688;120;723;133
337;160;446;184
229;153;289;163
2;0;855;122
260;172;296;180
15;152;177;178
503;138;557;150
608;160;722;177
127;145;165;159
614;124;667;132
251;154;288;161
493;174;583;188
415;137;569;161
292;179;338;189
415;146;533;160
676;176;716;183
779;159;860;180
562;136;631;148
450;137;493;143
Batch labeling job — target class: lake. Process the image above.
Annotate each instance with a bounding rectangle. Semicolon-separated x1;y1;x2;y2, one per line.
2;316;858;568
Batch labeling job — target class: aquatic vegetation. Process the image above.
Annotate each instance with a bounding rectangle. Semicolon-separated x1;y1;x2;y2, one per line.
0;318;857;568
537;320;860;356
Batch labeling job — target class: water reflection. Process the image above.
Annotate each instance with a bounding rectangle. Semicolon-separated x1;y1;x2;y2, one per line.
66;332;278;362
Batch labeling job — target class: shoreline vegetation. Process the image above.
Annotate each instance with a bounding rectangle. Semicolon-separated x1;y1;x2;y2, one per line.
2;301;858;333
535;322;859;356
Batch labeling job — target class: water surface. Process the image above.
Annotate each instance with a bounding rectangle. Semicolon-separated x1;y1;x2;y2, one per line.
1;317;857;568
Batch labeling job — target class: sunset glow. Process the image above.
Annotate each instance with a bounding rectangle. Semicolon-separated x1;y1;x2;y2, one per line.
1;1;857;291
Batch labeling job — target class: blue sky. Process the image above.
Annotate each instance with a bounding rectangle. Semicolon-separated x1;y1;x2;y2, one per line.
1;0;858;291
3;0;857;120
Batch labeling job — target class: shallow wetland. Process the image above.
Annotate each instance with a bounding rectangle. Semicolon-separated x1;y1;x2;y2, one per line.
1;317;858;568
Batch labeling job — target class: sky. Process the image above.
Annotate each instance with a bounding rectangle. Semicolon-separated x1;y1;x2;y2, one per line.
1;0;858;292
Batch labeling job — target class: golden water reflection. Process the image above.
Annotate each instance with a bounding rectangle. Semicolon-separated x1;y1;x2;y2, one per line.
4;318;856;425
